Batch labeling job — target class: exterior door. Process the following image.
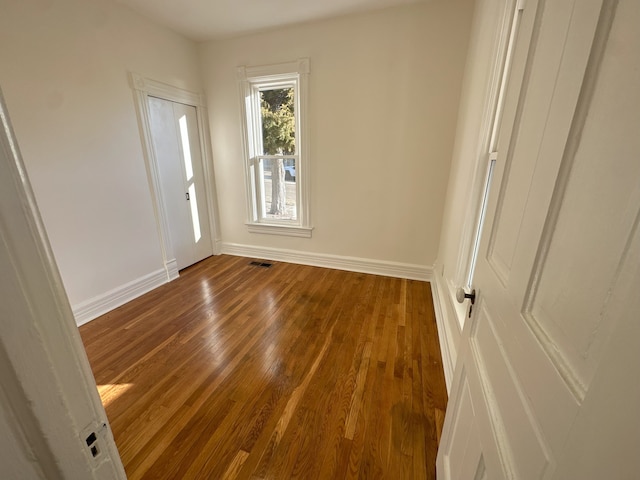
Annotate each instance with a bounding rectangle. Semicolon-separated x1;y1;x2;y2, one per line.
438;0;640;478
148;97;212;270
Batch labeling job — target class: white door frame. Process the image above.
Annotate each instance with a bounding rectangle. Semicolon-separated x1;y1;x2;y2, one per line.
0;88;126;478
452;0;522;313
130;73;221;280
432;0;521;392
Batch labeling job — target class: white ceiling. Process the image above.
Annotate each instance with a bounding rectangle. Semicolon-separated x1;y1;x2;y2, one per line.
115;0;428;41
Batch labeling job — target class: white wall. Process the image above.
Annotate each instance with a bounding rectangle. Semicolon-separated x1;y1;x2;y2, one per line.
0;86;125;478
200;1;473;268
0;0;202;309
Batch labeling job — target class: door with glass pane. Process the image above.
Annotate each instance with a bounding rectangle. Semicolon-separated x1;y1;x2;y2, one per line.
148;97;212;270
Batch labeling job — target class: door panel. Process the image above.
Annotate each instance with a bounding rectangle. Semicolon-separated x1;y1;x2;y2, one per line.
470;301;552;478
148;97;212;271
438;0;639;478
440;371;488;480
172;102;212;266
149;97;192;268
523;19;640;394
486;0;595;288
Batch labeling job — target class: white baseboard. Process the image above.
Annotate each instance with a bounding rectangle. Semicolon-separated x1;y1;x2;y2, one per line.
431;269;466;394
73;268;169;326
221;242;433;281
74;245;433;327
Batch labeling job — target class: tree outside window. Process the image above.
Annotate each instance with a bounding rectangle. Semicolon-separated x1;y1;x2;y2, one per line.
260;88;295;218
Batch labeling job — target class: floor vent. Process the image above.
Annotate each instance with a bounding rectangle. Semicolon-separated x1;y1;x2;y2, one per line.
249;261;273;268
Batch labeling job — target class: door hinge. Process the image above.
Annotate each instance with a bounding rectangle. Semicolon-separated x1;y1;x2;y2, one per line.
517;0;526;11
185;192;190;201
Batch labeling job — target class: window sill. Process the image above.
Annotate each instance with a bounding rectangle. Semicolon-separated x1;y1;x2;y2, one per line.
246;223;313;238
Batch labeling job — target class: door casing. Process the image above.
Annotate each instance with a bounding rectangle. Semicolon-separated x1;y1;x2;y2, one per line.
130;73;221;280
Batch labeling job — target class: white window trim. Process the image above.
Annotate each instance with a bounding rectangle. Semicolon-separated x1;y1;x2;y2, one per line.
237;58;312;238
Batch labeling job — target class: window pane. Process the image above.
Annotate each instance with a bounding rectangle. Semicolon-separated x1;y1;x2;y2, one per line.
260;88;295;155
260;158;297;221
178;115;193;181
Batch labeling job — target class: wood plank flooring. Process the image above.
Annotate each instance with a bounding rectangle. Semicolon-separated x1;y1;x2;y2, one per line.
80;255;448;479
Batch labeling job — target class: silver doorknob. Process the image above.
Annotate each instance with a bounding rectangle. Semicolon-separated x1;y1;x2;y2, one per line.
456;287;476;304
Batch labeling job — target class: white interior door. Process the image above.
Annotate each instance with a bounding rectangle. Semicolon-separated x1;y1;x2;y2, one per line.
438;0;640;478
148;97;212;271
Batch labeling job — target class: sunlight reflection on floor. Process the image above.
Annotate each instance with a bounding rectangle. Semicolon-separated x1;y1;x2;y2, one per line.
98;383;134;407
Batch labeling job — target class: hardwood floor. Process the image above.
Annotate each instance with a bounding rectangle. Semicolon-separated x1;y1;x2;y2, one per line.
80;255;448;479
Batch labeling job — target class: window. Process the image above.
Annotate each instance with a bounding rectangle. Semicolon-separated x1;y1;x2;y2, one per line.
237;59;312;237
